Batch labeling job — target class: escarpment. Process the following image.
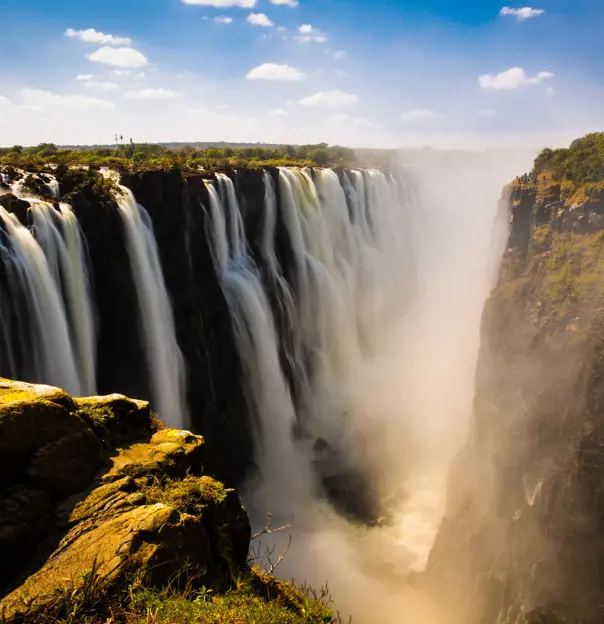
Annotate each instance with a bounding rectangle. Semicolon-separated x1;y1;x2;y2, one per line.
426;158;604;624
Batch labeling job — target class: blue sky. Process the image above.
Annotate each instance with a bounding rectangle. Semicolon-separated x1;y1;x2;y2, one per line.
0;0;602;148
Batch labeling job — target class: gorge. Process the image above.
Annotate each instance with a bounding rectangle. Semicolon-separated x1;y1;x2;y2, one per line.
2;138;604;623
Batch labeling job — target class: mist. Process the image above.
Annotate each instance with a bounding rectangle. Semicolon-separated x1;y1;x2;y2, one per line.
245;149;536;624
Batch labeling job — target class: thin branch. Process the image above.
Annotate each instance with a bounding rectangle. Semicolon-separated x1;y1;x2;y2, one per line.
251;513;292;540
266;534;292;574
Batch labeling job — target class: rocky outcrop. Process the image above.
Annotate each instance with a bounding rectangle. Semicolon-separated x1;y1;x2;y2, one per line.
426;178;604;624
0;378;250;622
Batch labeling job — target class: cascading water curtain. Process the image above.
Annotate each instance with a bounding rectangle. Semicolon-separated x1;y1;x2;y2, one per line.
0;206;83;395
0;174;98;396
204;174;313;517
115;185;189;430
29;200;97;395
203;168;415;519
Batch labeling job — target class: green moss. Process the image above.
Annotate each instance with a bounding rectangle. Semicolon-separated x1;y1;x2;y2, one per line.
74;395;152;447
532;224;552;252
141;474;227;512
498;229;604;333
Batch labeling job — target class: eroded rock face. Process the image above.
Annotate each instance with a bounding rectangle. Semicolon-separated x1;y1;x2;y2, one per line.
0;379;251;622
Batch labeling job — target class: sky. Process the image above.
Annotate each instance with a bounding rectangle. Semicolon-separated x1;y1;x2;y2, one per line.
0;0;603;149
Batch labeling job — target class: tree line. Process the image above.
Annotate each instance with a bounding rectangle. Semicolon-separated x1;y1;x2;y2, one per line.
0;141;360;169
532;133;604;183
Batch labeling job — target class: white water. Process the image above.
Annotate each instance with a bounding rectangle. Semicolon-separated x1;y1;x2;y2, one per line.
28;201;97;395
0;206;82;394
115;185;188;429
48;177;60;199
202;162;520;624
205;177;313;515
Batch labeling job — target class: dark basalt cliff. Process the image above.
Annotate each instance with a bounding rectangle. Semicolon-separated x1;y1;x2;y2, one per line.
427;176;604;624
3;166;263;487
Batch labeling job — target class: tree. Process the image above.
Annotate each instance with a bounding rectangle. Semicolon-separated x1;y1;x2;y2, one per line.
309;149;330;167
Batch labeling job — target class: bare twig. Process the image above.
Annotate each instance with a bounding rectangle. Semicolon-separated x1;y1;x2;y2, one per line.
266;534;292;574
251;513;292;540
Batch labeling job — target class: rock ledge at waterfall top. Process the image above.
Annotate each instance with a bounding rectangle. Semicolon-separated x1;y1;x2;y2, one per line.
0;378;335;624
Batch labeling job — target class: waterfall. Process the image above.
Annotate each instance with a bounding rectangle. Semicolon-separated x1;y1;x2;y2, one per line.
48;177;60;199
29;200;97;395
115;185;188;429
203;168;415;518
205;176;313;514
0;207;82;394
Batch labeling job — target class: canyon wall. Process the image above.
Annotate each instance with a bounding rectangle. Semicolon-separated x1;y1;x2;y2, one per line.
427;175;604;624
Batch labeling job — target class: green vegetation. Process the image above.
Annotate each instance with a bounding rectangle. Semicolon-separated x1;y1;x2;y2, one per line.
512;133;604;206
498;229;604;343
532;133;604;183
2;564;338;624
0;141;361;170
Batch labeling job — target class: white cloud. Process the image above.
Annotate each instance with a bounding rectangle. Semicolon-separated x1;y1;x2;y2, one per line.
478;108;496;118
400;108;442;122
125;88;180;100
546;86;555;96
83;80;121;91
295;23;327;42
246;63;305;81
88;46;149;68
21;88;114;111
65;28;131;46
113;70;146;79
0;96;47;116
247;12;274;26
335;68;352;78
353;118;379;129
269;107;288;115
333;50;346;60
500;6;544;20
75;74;94;81
215;15;233;23
181;0;256;6
479;66;553;90
270;0;298;5
299;90;358;107
329;114;349;123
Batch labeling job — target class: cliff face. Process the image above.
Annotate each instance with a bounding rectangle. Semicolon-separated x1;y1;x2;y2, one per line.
427;175;604;624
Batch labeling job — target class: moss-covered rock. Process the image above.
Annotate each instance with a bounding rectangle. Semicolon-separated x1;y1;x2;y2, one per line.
0;379;271;624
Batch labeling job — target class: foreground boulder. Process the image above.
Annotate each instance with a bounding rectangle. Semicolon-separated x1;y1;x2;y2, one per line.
0;379;249;621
